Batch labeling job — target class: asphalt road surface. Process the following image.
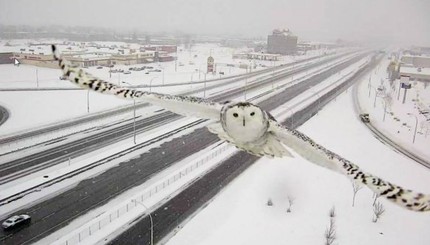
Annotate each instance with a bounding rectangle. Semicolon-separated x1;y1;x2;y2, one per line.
109;55;379;245
0;53;371;244
0;51;352;183
0;52;324;146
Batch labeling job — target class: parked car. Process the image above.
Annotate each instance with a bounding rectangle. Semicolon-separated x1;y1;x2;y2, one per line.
96;66;103;69
359;113;370;123
59;75;67;80
123;71;131;74
2;214;31;230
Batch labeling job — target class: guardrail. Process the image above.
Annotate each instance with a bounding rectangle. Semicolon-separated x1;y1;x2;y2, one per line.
55;143;233;245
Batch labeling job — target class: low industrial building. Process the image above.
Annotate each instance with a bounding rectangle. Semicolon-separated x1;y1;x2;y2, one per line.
399;66;430;82
10;44;175;68
0;52;13;64
400;55;430;68
143;45;177;54
12;52;59;68
399;55;430;82
233;52;281;61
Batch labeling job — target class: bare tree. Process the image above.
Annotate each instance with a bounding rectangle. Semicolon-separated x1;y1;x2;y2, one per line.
329;206;336;218
287;195;295;213
372;202;385;223
324;217;336;245
352;181;363;207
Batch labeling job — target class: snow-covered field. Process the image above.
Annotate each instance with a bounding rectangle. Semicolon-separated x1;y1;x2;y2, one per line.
357;58;430;160
166;68;430;244
2;39;429;245
28;52;370;245
0;41;331;136
0;48;359;214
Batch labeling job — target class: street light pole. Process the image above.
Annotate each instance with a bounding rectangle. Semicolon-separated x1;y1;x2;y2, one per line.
204;80;207;98
36;68;39;88
380;99;387;122
407;113;418;144
175;48;178;72
132;99;136;144
373;89;377;108
149;77;158;92
244;76;248;101
87;90;90;113
133;199;153;245
368;75;371;98
122;82;137;144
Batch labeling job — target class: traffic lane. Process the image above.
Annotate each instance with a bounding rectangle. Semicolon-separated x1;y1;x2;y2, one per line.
0;51;356;179
109;56;377;244
0;111;177;179
0;53;368;243
109;151;258;245
0;129;219;244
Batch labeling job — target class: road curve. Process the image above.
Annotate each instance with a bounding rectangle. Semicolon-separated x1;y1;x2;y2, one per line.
110;54;379;245
351;68;430;169
0;52;370;244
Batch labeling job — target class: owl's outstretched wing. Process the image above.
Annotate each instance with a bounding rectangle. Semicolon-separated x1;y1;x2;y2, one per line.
269;121;430;212
52;45;222;121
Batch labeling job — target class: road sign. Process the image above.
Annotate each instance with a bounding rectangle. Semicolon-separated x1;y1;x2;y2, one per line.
14;58;20;66
401;83;411;89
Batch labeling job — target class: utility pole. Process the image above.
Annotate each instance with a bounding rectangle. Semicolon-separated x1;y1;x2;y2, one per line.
175;48;178;72
36;68;39;88
407;113;418;144
397;83;401;100
86;90;90;113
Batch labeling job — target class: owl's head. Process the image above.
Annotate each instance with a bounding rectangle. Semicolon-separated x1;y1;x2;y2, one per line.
221;102;269;143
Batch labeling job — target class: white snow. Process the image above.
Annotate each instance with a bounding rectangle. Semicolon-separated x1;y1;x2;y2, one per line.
357;59;430;160
0;42;334;136
2;39;427;245
36;142;238;245
166;61;430;245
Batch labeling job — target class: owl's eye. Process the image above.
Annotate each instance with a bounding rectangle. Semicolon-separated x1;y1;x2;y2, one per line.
250;112;255;116
233;113;239;118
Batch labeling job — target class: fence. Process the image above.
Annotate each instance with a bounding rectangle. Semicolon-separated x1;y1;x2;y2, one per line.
59;143;232;245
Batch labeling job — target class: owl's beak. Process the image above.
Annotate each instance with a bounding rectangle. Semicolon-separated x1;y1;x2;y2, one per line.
243;117;246;126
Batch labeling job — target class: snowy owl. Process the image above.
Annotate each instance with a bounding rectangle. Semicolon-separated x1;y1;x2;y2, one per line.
52;45;430;212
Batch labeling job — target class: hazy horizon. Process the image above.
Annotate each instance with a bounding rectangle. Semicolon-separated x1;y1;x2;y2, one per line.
1;0;429;45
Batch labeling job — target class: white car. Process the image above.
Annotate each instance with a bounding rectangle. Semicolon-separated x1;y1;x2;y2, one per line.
2;214;31;230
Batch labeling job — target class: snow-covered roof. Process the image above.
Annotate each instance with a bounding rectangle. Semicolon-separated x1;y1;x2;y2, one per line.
400;66;430;78
272;28;294;36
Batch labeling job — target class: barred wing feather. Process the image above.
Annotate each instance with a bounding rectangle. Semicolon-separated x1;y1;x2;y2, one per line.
270;121;430;212
52;45;222;121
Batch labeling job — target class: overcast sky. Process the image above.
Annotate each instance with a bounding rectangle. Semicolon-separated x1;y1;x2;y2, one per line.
1;0;429;45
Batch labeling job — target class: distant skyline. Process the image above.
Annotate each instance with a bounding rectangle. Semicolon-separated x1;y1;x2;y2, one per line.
1;0;429;45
